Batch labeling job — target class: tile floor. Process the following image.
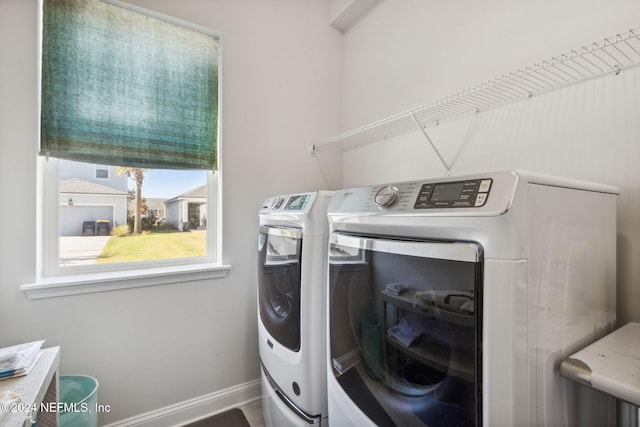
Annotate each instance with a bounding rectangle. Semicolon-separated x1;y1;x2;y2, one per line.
239;399;265;427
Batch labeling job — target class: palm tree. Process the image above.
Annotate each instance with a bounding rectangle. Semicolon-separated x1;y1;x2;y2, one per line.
117;167;149;234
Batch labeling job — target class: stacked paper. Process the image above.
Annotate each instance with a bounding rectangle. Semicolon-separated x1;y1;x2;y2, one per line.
384;283;406;296
0;341;44;380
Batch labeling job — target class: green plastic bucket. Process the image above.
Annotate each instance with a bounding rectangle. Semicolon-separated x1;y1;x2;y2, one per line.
361;312;384;380
58;375;99;427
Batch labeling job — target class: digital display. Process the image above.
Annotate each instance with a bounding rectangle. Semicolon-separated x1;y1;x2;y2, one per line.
415;178;490;209
429;182;465;202
285;195;309;210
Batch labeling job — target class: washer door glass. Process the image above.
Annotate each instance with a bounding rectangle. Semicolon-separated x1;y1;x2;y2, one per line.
258;226;303;351
329;233;482;427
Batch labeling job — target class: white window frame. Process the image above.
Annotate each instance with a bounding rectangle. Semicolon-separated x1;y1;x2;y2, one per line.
21;0;229;299
21;157;229;299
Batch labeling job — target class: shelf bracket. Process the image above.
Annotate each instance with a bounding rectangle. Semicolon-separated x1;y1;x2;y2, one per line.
410;113;452;175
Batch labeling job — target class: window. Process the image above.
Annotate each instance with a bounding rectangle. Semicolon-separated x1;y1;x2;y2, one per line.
22;0;229;299
94;165;109;180
45;158;217;271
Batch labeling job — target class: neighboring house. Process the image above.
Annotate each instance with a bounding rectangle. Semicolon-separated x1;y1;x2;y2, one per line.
164;185;206;231
59;160;129;236
128;198;166;220
145;198;166;220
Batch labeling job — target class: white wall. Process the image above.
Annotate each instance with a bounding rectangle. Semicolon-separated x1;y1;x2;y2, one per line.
0;0;342;424
60;160;129;191
340;0;640;323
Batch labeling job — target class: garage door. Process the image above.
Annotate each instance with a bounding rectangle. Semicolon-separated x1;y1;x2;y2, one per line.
60;206;113;236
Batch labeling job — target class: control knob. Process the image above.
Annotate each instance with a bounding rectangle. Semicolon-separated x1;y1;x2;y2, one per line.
374;186;399;208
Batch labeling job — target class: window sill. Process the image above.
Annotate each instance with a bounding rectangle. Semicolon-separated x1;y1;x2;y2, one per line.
20;263;231;299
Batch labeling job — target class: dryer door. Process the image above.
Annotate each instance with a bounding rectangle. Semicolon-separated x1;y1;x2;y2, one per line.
328;232;483;427
258;225;303;351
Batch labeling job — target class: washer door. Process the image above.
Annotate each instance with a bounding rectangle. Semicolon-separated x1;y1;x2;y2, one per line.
258;225;303;351
328;232;482;426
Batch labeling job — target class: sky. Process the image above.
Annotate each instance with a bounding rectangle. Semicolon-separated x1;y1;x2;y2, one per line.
129;169;207;199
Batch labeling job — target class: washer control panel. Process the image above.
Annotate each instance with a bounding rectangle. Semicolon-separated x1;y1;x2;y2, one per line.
260;192;317;214
414;178;492;209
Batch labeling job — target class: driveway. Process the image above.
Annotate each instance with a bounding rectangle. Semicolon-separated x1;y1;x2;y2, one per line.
59;236;111;265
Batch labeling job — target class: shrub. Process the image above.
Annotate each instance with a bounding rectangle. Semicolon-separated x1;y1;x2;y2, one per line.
127;216;156;232
154;221;178;232
112;224;130;237
127;216;177;232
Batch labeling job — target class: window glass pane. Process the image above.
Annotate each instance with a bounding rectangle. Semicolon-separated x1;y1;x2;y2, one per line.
95;166;109;179
58;159;207;266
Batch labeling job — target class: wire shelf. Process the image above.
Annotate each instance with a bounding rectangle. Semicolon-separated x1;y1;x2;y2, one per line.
314;27;640;152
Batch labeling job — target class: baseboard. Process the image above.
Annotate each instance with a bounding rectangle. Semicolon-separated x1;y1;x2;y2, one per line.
102;378;262;427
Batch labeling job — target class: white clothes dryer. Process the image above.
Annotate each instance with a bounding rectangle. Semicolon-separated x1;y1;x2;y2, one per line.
326;171;618;426
258;191;333;426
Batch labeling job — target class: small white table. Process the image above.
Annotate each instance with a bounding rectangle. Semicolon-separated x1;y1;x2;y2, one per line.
560;322;640;425
0;347;60;427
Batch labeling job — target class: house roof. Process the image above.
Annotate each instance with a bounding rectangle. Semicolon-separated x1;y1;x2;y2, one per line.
129;197;166;212
165;185;206;203
143;198;166;210
60;178;129;195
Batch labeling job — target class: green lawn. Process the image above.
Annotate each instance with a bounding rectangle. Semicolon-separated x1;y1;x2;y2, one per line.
96;231;206;263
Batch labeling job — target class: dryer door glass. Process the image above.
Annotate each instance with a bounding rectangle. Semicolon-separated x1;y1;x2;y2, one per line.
258;226;303;351
329;233;482;426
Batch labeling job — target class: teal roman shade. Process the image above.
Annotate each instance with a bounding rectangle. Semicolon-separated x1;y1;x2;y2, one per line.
40;0;220;170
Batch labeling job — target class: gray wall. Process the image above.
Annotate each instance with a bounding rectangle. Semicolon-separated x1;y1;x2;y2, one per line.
0;0;342;424
338;0;640;324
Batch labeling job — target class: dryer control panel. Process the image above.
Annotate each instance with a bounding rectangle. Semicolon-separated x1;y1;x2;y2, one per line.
414;178;492;209
368;178;492;210
329;171;520;216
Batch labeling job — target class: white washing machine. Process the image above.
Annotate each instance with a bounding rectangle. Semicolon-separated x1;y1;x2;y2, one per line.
326;170;618;426
258;191;333;426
